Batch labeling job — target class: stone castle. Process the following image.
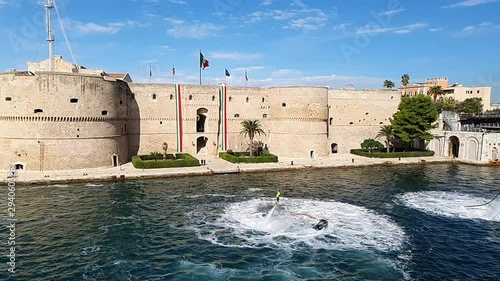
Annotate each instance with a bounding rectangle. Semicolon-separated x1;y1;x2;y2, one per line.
0;57;402;171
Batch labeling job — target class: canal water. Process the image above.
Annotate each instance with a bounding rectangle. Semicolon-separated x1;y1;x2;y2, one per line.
1;164;499;280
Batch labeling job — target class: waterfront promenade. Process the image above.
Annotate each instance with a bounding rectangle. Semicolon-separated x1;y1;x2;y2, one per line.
1;154;458;185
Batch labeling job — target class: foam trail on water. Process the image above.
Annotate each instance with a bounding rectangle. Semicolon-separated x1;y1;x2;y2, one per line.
193;198;405;253
397;191;500;222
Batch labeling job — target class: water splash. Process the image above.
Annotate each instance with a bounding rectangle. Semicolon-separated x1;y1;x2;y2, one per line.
397;191;500;222
193;198;405;253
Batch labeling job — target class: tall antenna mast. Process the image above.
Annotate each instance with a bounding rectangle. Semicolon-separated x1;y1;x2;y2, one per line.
45;0;55;71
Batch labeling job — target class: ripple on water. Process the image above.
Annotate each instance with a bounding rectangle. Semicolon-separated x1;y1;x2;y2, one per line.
397;191;500;222
191;198;406;253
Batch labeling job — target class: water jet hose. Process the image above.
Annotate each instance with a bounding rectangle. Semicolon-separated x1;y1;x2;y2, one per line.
465;190;500;208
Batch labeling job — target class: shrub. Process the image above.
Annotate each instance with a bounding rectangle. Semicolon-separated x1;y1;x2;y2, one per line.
219;152;278;163
361;139;384;152
350;149;435;158
132;153;200;169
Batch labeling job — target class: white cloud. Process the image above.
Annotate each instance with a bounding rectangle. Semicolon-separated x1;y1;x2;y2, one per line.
168;23;222;38
429;28;443;32
232;66;265;72
168;0;187;4
261;0;272;5
356;23;428;35
271;69;302;77
164;18;223;38
76;22;124;34
211;52;263;60
378;9;405;16
463;26;475;31
443;0;499;8
246;2;333;32
479;22;492;26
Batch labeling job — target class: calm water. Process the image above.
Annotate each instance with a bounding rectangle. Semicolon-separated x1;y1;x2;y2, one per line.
1;164;499;280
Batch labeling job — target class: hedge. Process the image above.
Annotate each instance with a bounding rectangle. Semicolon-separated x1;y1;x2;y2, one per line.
350;149;435;158
132;153;200;169
219;152;278;163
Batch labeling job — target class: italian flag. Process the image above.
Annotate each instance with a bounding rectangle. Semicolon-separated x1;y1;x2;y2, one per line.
200;52;209;69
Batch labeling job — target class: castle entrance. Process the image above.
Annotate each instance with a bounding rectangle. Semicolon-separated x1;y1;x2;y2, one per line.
197;137;208;154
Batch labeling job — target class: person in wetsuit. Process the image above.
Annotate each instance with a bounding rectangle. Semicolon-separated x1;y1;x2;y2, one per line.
275;190;281;204
313;219;328;230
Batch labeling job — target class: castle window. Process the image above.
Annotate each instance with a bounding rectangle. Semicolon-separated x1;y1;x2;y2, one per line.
34;109;43;113
189;95;193;100
263;114;268;118
119;100;123;105
282;103;287;107
349;122;354;125
70;98;78;103
246;97;249;102
170;94;174;100
212;96;215;101
379;122;384;124
365;112;369;115
229;97;232;102
77;135;80;138
160;121;163;125
262;97;265;102
5;97;12;101
234;114;240;118
329;118;333;125
153;94;157;100
101;110;108;116
477;90;480;94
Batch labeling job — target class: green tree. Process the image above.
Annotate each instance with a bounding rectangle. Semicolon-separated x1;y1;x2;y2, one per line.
376;125;394;153
457;97;483;114
401;74;410;87
240;120;266;157
435;97;458;113
427;86;444;102
390;95;438;150
383;80;395;89
361;139;384;152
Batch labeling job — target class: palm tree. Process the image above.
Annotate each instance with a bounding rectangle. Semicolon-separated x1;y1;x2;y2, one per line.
376;125;394;153
401;74;410;87
427;86;444;102
240;120;266;157
383;80;395;89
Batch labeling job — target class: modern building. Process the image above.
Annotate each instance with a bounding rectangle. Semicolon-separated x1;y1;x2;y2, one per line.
401;77;491;111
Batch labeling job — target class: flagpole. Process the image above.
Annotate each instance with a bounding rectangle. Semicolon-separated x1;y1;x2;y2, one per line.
245;70;247;87
199;50;202;85
149;63;152;83
172;64;175;85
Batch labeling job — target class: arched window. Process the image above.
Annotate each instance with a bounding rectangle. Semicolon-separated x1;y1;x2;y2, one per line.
170;94;174;100
152;94;157;99
234;114;240;118
5;97;12;101
102;110;108;116
212;96;215;101
70;98;78;103
189;95;193;100
246;97;249;102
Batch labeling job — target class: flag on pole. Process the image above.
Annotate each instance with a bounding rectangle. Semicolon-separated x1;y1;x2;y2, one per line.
149;63;152;77
200;52;209;69
225;69;230;77
172;66;176;75
245;70;248;81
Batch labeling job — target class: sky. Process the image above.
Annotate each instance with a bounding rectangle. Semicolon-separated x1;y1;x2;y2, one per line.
0;0;500;102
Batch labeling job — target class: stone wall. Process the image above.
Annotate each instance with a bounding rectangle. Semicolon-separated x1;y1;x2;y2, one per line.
0;72;128;170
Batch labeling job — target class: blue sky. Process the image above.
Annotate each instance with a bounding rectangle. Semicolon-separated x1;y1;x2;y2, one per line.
1;0;500;102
